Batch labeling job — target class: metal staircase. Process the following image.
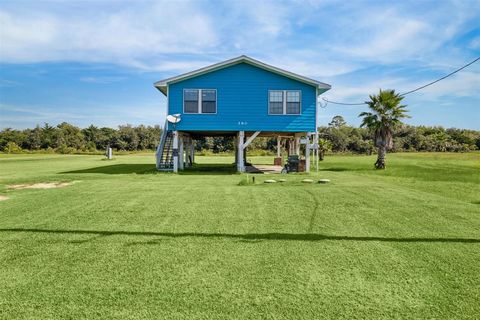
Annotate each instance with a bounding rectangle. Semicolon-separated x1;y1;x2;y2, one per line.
156;121;174;171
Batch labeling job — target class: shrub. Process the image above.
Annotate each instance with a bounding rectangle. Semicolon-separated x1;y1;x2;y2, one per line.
3;142;23;154
56;144;76;154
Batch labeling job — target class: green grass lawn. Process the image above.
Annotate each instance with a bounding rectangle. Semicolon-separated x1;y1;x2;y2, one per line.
0;152;479;319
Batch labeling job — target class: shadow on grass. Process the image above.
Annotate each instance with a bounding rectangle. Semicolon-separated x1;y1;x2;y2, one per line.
62;164;157;174
319;166;372;172
61;163;237;175
319;167;351;172
1;228;479;244
180;163;237;175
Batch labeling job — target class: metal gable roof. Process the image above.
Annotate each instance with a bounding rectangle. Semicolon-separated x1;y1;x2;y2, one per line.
153;55;331;95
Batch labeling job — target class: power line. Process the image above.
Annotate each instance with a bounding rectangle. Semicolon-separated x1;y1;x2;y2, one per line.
399;56;480;96
322;56;480;106
322;98;366;105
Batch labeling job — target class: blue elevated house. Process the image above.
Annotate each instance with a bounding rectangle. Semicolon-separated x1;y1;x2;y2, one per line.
154;55;331;172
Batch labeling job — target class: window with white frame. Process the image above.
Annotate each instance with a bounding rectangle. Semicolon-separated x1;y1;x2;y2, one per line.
269;90;301;115
183;89;217;114
269;91;284;114
201;90;216;113
286;91;300;114
184;89;199;113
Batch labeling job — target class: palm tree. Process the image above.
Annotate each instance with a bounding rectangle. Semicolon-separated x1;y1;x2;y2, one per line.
359;89;410;169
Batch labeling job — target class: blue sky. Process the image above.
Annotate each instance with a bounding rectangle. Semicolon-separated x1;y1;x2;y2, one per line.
0;0;479;129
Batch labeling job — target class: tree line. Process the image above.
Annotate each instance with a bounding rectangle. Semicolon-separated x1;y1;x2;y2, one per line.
319;115;479;154
1;118;479;154
0;123;162;154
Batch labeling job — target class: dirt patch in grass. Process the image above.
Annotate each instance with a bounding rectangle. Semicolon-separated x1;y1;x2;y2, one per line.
7;182;73;190
0;195;8;201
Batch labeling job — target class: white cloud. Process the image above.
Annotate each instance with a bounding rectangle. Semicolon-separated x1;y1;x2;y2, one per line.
327;7;463;63
0;11;57;54
0;79;20;87
131;59;219;74
263;49;360;78
321;67;480;103
0;1;219;65
411;71;480;99
1;0;478;79
80;76;126;84
238;0;291;36
0;102;167;129
469;37;480;50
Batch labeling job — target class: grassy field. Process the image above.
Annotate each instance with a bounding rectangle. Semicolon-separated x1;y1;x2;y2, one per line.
0;152;479;319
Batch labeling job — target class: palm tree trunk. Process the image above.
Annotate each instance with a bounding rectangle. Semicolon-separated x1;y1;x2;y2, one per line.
375;146;386;169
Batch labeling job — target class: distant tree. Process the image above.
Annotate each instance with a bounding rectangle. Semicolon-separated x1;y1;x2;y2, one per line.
27;125;42;150
41;123;56;149
82;125;100;147
55;122;85;150
329;115;347;128
359;89;410;169
318;126;349;152
0;128;27;150
116;125;139;151
135;125;162;150
98;127;117;150
317;138;332;161
194;136;207;151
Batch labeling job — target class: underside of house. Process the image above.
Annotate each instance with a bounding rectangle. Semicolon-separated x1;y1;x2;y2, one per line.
155;129;318;173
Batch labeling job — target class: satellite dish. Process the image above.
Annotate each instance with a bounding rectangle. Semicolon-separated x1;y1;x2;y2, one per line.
167;114;182;124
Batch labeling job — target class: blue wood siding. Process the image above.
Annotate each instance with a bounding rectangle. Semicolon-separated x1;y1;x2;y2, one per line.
168;62;317;132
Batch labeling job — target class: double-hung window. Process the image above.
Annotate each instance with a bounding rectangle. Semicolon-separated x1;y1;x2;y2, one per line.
286;91;300;114
183;89;217;114
268;91;284;114
201;90;216;113
184;89;199;113
269;90;301;115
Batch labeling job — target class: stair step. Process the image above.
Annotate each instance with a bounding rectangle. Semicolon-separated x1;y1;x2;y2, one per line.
156;127;175;170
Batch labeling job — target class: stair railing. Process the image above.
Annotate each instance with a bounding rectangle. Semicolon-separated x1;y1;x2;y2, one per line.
156;119;169;169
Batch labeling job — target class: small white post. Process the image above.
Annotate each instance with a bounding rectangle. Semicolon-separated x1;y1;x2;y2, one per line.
190;138;195;165
315;131;319;172
234;135;238;166
237;131;245;172
106;147;112;160
188;137;192;167
172;131;179;172
305;134;311;173
179;134;184;170
274;136;283;166
184;137;190;167
277;136;281;157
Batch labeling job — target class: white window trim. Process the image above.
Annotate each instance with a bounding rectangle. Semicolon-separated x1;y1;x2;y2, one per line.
183;89;217;114
268;90;301;115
